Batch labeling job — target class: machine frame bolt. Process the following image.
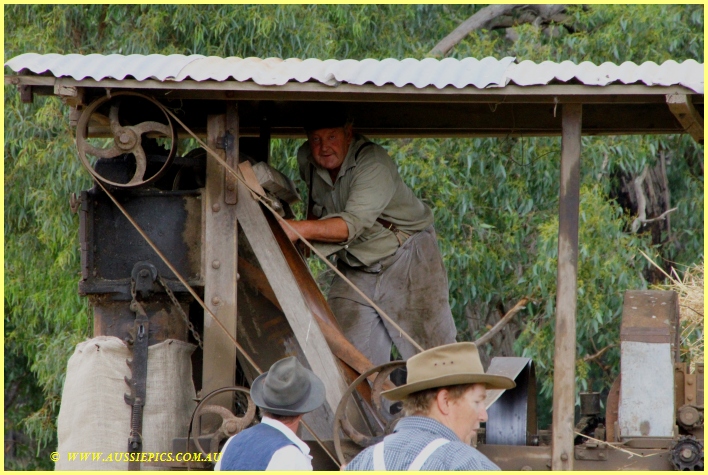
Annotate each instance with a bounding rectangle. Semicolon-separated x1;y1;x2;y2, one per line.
212;296;221;305
212;203;221;212
212;260;221;269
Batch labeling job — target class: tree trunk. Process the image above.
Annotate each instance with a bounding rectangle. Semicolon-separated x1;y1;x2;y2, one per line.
614;157;673;283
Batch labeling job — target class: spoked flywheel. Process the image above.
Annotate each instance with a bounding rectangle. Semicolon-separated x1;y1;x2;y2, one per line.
189;386;257;457
76;91;177;188
333;361;405;466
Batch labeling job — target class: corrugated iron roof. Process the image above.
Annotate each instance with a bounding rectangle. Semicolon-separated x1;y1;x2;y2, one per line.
5;53;704;93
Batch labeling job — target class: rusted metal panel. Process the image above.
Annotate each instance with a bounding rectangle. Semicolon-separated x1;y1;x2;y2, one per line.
91;296;189;344
551;103;582;471
78;188;203;297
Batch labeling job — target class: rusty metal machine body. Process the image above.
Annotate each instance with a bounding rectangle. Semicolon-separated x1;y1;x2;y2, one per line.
65;91;708;471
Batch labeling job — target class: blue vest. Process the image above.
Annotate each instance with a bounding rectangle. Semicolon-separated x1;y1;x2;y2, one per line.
220;423;297;470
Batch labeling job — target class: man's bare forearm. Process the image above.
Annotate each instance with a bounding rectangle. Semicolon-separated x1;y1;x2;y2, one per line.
281;218;349;243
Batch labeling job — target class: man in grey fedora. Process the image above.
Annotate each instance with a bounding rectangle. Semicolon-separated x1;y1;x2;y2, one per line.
344;342;515;471
215;356;325;471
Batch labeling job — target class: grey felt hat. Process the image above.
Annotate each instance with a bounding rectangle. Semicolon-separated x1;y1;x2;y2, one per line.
250;356;326;416
381;342;515;401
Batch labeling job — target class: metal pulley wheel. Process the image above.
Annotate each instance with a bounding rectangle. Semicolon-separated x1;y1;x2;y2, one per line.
189;386;257;457
76;91;177;188
333;361;405;466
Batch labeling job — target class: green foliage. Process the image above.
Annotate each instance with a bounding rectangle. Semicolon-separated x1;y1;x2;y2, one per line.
4;5;703;460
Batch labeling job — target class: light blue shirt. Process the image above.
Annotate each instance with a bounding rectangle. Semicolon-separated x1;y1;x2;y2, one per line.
344;416;500;471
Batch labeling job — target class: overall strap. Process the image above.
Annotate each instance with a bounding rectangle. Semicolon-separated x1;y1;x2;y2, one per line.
306;164;316;220
407;438;449;471
354;141;374;160
372;441;386;471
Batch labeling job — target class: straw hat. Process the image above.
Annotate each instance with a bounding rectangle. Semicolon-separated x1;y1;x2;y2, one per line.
250;357;326;416
381;342;515;401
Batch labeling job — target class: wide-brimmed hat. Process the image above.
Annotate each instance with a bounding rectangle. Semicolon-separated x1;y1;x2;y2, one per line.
250;357;326;416
381;342;515;401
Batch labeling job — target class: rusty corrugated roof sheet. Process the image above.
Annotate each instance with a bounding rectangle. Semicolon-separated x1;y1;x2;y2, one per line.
5;53;704;93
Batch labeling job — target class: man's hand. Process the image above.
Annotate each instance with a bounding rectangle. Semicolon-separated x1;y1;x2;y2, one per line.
279;217;349;244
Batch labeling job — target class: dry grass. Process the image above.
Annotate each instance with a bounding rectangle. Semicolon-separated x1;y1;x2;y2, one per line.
641;251;704;371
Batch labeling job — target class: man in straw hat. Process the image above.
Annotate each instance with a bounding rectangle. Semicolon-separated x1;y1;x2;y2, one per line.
215;356;325;471
280;103;456;367
345;342;515;471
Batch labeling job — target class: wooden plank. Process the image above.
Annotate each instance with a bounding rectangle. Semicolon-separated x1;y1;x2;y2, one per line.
224;103;239;204
234;169;350;433
667;94;704;143
201;114;239;427
551;103;582;471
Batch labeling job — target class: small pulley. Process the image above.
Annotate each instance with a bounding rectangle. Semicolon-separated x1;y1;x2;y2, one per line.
76;91;177;188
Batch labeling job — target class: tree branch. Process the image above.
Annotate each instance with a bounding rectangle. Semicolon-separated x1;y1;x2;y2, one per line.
428;5;520;57
474;297;529;346
641;207;678;224
428;4;567;57
583;343;615;363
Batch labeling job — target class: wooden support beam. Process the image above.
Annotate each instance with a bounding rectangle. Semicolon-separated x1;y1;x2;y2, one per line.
551;103;582;471
224;104;239;204
234;166;350;437
667;94;704;143
201;113;239;428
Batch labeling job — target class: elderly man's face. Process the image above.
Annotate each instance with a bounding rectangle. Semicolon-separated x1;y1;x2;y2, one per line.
447;384;488;444
307;125;353;174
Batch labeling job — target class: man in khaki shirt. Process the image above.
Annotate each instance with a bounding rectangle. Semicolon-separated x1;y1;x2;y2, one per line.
281;107;456;365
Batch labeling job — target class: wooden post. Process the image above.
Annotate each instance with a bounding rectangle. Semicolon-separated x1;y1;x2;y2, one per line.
551;103;582;470
201;111;239;424
235;173;349;438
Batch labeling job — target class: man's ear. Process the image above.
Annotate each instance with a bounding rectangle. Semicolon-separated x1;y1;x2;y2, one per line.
435;389;450;416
